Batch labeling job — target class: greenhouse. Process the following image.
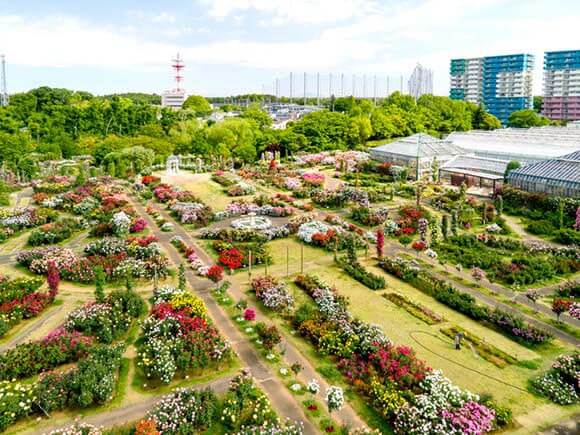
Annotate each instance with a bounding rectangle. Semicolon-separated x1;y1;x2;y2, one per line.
447;126;580;164
507;150;580;197
369;133;464;179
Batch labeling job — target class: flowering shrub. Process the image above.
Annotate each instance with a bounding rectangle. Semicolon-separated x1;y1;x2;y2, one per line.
170;202;213;227
0;276;51;337
302;173;325;187
244;308;256;321
28;217;85;246
284;177;302;191
221;370;278;431
325;386;344;412
130;217;148;233
394;371;493;435
137;287;230;384
227;181;256;196
146;387;218;433
351;206;389;226
532;352;579;405
219;248;245;270
251;275;294;312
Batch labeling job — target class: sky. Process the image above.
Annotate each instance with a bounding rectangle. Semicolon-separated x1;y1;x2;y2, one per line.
1;0;579;97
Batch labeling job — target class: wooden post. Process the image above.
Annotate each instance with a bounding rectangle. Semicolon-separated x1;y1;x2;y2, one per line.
286;245;289;277
248;250;252;279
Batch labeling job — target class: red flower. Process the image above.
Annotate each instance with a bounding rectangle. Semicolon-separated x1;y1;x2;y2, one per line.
218;248;244;270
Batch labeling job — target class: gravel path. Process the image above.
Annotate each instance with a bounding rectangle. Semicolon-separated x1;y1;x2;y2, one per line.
130;198;324;434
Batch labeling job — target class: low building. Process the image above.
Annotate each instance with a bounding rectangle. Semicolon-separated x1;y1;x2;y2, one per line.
440;154;508;192
369;133;465;179
161;89;186;110
507;150;580;197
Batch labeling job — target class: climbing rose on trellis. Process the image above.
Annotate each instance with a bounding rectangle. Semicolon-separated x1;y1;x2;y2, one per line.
46;261;60;299
574;206;580;230
376;228;384;259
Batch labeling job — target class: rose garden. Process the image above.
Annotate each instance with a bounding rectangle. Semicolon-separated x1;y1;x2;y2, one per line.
0;151;578;435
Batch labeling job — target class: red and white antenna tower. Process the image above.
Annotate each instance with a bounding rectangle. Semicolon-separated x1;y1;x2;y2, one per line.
171;53;185;91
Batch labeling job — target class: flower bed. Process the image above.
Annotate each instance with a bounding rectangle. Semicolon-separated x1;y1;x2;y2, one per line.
0;276;53;337
170;236;209;276
292;274;500;432
215;200;294;220
531;352;579;405
27;217;86;246
311;186;369;208
350;206;389;226
383;292;444;325
0;207;59;242
335;257;386;290
32;175;73;194
227;181;256;196
378;256;552;345
137;285;231;384
0;289;145;432
170;201;213;227
0;328;94;381
251;275;294;313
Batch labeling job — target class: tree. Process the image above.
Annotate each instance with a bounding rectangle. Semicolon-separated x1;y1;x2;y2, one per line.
533;96;543;113
94;266;106;302
107;161;116;177
241;103;272;129
178;264;186;291
507;109;550;128
504;161;520;180
182;95;212;117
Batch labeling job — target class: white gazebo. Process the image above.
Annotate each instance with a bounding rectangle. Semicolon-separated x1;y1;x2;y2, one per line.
166;155;180;175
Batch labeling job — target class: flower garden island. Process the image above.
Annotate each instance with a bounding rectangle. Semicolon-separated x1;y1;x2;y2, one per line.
0;150;578;435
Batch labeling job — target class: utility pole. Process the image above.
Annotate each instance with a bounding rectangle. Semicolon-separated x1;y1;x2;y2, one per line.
275;78;280;101
303;71;307;105
340;73;344;97
0;55;8;107
316;72;320;106
400;75;404;94
363;74;367;99
386;76;390;96
328;73;333;97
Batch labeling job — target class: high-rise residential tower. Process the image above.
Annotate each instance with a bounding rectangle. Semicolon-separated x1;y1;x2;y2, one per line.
542;50;580;121
450;54;534;123
408;63;433;99
450;58;483;105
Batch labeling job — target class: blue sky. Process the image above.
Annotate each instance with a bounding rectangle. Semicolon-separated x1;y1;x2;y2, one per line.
1;0;579;97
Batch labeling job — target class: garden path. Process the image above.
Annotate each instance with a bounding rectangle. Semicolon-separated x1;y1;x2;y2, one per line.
502;214;561;248
34;374;235;435
129;197;323;434
0;305;65;352
386;241;580;346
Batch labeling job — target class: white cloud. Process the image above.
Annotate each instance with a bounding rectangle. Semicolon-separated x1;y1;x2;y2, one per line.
203;0;378;24
151;12;176;23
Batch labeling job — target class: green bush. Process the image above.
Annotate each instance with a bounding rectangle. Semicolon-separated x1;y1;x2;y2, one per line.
526;220;555;236
553;229;580;246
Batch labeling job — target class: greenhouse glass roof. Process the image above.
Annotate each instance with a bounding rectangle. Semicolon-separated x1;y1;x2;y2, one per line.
507;150;580;184
447;126;580;162
370;133;465;159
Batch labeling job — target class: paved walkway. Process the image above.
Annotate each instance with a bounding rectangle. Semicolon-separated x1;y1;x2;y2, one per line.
389;242;580;346
130;198;324;434
37;375;235;435
0;305;65;352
